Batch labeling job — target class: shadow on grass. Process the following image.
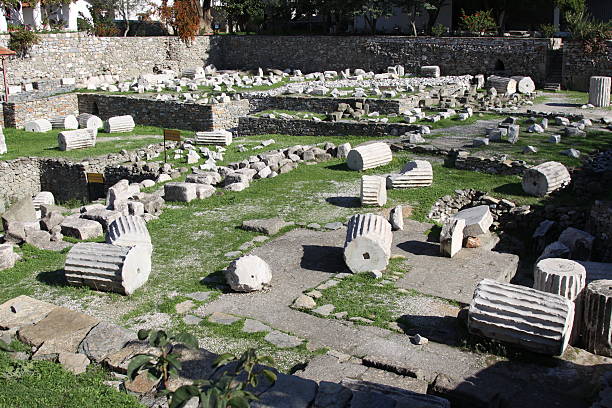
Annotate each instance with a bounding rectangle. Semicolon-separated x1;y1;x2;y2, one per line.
36;269;67;286
545;102;582;108
492;182;531;197
326;196;360;208
200;270;229;292
325;162;351;172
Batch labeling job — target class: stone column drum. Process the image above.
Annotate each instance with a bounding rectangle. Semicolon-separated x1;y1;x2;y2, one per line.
583;280;612;357
521;161;571;197
386;160;433;189
468;279;575;355
49;115;79;130
360;175;387;207
64;242;151;296
195;130;233;146
58;128;97;151
344;213;392;274
104;115;135;133
346;142;392;171
588;76;611;108
77;113;103;129
106;215;153;255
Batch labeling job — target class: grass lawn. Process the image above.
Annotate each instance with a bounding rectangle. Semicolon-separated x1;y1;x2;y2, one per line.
0;126;165;161
0;352;143;408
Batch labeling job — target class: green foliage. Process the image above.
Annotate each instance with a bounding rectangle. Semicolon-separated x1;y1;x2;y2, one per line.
127;329;198;389
222;0;264;32
8;29;41;57
0;339;12;352
431;23;447;36
0;352;143;407
459;9;497;34
539;24;557;38
565;10;611;54
169;349;277;408
77;16;94;33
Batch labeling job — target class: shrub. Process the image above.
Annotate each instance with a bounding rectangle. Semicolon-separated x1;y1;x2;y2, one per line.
459;9;497;35
565;10;611;54
539;24;557;38
77;17;94;33
431;23;447;37
8;29;41;57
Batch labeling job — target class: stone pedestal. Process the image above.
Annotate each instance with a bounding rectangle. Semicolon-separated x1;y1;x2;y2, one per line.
387;160;433;189
360;176;387;207
588;76;611;108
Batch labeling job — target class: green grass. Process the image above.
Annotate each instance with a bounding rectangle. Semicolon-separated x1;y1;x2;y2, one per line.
534;90;611;110
0;352;144;408
473;125;612;167
0;126;166;161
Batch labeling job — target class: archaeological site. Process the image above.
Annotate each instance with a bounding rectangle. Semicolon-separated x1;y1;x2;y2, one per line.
0;2;611;407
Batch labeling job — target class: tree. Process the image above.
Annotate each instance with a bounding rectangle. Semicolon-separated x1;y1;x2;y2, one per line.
350;0;394;33
394;0;449;35
159;0;213;42
116;0;150;36
223;0;264;33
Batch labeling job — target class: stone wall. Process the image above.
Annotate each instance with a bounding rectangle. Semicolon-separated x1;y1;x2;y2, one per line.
0;158;42;213
0;33;214;85
77;94;249;131
217;36;554;84
2;93;79;128
562;41;612;91
587;200;612;262
238;116;419;137
1;34;557;89
249;95;417;115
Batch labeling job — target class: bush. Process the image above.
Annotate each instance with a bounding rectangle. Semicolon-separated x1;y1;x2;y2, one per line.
459;9;497;35
8;29;40;57
93;22;119;37
431;23;447;37
539;24;557;38
565;10;611;54
77;17;93;33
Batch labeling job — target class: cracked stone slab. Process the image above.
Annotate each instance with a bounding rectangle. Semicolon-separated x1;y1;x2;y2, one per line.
78;321;136;363
264;331;303;348
186;291;214;302
242;319;272;333
395;220;519;304
207;312;240;325
0;295;58;330
183;315;203;326
241;218;289;235
18;307;99;354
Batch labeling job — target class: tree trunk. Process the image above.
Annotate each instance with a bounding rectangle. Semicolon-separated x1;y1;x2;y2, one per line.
497;9;506;35
196;0;212;33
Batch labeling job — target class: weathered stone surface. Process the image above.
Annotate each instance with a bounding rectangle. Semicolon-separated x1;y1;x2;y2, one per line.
440;218;465;258
104;115;135;133
451;205;493;237
293;294;316;309
77;113;103;129
387;160;433;189
389;205;403;231
78;321;136;363
522;161;571;197
24;119;52;133
58;128;97;151
195;130;233;146
65;242;151;295
49;115;79;130
538;241;571;262
533;258;586;301
106;215;152;254
1;196;36;230
58;352;90;374
225;255;272;292
511;76;536;94
346;142;392;171
80;208;122;231
344;213;392;274
18;307;99;354
583;280;612;357
468;279;574;356
32;191;55;210
264;330;303;348
558;227;595;261
589;76;611;107
421;66;440;78
164;182;197;202
242;319;272;333
360;175;387;207
337;143;351;158
0;244;20;270
208;312;240;325
487;75;517;94
0;125;6;154
61;218;103;240
241;218;288;235
0;295;57;330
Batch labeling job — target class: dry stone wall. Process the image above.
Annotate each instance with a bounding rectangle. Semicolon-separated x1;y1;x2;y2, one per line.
249;95;415;115
77;94;249;131
2;94;79;128
562;41;612;91
217;36;555;84
0;33;214;85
